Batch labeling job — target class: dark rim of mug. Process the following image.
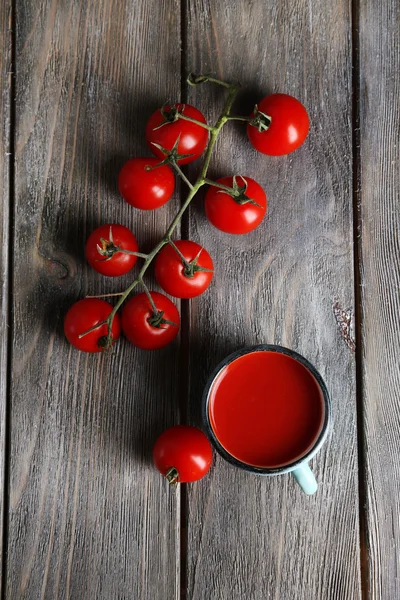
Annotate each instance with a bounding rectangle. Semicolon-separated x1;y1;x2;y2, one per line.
202;345;332;476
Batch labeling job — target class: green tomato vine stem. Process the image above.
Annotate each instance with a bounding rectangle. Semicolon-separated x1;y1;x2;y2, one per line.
176;113;215;132
202;178;235;192
169;162;194;190
168;239;191;268
97;77;242;348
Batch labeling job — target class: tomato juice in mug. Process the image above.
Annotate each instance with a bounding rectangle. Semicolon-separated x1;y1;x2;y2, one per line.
202;346;331;494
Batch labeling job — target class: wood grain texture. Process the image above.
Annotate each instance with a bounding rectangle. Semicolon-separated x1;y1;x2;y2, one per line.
0;1;12;597
185;1;361;598
8;1;181;598
359;0;400;597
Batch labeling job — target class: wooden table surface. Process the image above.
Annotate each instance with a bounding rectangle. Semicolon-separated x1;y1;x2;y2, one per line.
1;1;399;598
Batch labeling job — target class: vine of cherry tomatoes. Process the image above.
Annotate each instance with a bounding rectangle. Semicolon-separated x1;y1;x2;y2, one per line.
63;82;309;484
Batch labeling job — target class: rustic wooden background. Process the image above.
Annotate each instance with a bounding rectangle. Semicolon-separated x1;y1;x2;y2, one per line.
0;0;399;598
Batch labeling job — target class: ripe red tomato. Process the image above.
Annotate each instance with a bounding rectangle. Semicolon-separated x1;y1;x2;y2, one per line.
247;94;309;156
121;291;180;350
153;425;213;484
64;298;121;352
118;158;175;210
154;240;214;299
146;104;209;165
204;176;267;234
85;224;139;277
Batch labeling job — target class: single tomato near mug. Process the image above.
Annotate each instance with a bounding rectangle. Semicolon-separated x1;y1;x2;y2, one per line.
118;158;175;210
153;425;213;484
204;175;267;234
247;93;310;156
64;298;121;352
121;291;180;350
146;104;209;165
85;224;139;277
154;240;214;299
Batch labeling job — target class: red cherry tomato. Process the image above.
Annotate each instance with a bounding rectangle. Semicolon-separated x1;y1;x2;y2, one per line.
118;158;175;210
146;104;209;165
121;291;180;350
247;94;310;156
64;298;121;352
85;224;139;277
154;240;214;299
204;176;267;234
153;425;213;484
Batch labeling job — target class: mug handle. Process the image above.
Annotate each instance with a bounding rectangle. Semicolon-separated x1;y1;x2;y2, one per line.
292;463;318;495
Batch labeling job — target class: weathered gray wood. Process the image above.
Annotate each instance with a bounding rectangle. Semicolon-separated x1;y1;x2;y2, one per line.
185;1;361;598
359;0;400;597
8;2;181;598
0;1;12;597
0;0;12;596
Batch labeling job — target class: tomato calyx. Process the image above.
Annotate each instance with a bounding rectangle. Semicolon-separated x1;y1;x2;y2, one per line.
77;317;115;351
148;309;178;329
152;104;184;129
151;135;194;166
154;104;212;134
218;175;262;207
142;286;179;329
183;252;213;279
95;226;142;262
165;467;179;485
96;237;120;261
248;105;272;132
97;335;113;350
168;240;214;279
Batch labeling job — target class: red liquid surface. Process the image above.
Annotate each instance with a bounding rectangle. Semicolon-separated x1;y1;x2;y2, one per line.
208;351;324;468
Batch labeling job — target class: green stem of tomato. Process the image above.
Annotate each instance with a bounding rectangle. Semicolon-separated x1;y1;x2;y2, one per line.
202;178;235;193
118;249;149;258
138;277;159;315
169;161;194;190
103;80;241;346
227;113;272;131
225;115;253;123
86;292;125;298
168;239;191;268
176;113;215;132
78;319;108;339
187;73;234;89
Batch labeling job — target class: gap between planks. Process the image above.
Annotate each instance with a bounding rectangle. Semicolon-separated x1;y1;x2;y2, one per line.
351;0;370;598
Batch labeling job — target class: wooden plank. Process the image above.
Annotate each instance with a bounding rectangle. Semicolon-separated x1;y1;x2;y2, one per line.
185;1;361;599
358;0;400;597
8;2;181;598
0;1;11;597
